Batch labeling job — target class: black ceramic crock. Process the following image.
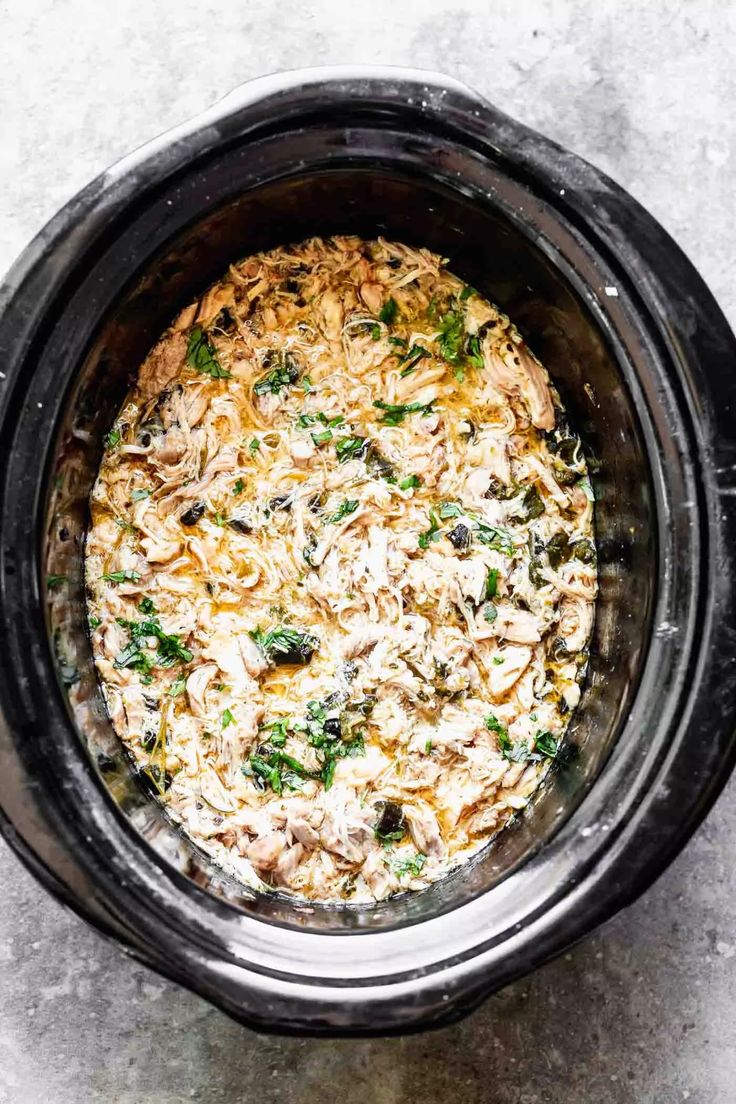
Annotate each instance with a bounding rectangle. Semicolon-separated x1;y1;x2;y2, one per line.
1;66;736;1036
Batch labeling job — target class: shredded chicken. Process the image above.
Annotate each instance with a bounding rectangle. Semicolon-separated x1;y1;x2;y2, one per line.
86;235;597;903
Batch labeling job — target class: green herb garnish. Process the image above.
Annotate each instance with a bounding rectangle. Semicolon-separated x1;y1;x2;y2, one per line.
399;344;430;376
399;474;421;490
186;326;231;379
379;297;399;325
249;437;261;454
222;708;235;729
373;399;435;426
485;568;499;600
253;352;299;396
232;478;245;495
104;428;121;449
418;509;442;549
169;677;186;698
459;286;478;301
131;488;151;502
328;498;359;524
394;852;427;877
335;435;367;463
46;574;67;590
436;310;465;364
102;570;142;584
250;624;319;665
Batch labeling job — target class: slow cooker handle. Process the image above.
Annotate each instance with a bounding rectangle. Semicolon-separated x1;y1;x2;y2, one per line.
203;64;494;130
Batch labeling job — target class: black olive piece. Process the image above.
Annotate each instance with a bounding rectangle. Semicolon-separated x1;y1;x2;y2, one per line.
374;801;405;840
366;445;397;483
522;485;545;520
386;258;401;269
285;279;299;293
268;494;293;513
142;731;158;753
324;717;342;738
138;432;152;448
546;531;572;568
486;476;517;501
180;501;205;526
142;694;159;712
570;539;597;565
355;694;377;716
273;644;316;665
322;691;343;710
228;518;252;534
213;307;235;331
448;523;471;550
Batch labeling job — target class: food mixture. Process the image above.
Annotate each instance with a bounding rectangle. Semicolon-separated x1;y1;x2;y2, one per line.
85;236;597;903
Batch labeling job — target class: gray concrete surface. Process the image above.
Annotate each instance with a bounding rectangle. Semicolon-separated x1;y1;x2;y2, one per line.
1;1;735;1100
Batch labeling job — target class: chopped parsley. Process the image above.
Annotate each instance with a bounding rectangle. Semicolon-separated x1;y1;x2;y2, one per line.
483;604;498;624
88;615;102;631
399;474;421;490
486;713;559;763
370;323;381;340
46;574;67;590
399;344;430;376
131;488;151;502
102;569;142;584
250;624;319;665
534;730;559;758
418;509;442;549
104;428;121;449
335;435;367;463
139;597;156;615
311;428;333;446
373;399;435;426
485;714;507;737
474;520;514;555
248;437;261;454
459;285;478;301
302;376;313;393
221;708;235;729
379;297;399;325
253;352;299;396
328;498;359;524
232;478;245;495
436;309;465;364
298;411;344;429
169;677;186;698
114;613;193;675
485;568;499;600
186;326;231;379
394;852;426;877
466;333;484;368
438;501;462;519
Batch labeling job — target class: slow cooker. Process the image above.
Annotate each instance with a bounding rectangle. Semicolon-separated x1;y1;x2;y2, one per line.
1;67;735;1035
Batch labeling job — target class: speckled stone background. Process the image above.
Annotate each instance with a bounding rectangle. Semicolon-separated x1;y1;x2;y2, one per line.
1;1;735;1101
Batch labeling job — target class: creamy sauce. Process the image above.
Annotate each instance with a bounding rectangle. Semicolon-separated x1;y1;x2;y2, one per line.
85;236;597;902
